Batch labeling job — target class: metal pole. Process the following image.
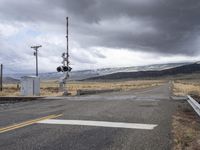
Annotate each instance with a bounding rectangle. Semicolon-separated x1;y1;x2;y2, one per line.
0;64;3;91
57;17;72;94
66;17;68;56
31;45;41;77
36;49;38;76
66;17;69;77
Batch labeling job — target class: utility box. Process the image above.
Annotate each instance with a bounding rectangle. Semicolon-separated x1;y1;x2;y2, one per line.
21;76;40;96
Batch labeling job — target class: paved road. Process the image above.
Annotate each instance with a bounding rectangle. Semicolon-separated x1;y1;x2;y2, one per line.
0;83;179;150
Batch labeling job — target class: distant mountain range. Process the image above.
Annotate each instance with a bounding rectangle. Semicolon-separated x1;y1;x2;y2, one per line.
86;62;200;80
3;62;194;82
2;77;20;84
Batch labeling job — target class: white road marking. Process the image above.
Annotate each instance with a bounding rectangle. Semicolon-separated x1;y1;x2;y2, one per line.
37;119;157;130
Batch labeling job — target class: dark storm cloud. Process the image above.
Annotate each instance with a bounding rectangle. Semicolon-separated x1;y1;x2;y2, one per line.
0;0;200;55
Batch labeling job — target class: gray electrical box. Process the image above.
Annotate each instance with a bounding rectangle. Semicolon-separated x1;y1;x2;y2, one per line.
21;76;40;96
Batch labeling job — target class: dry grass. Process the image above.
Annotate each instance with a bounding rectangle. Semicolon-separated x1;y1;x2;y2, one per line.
68;80;164;95
0;84;20;96
0;80;164;96
173;80;200;96
172;79;200;150
172;104;200;150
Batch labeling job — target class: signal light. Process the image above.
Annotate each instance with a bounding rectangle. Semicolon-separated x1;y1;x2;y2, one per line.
57;66;72;72
68;66;72;72
57;66;62;72
63;66;68;71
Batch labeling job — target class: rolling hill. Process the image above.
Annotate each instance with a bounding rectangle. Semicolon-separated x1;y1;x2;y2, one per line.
85;62;200;80
5;62;190;81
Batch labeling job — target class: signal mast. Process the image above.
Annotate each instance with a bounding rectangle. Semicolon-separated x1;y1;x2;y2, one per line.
57;17;72;94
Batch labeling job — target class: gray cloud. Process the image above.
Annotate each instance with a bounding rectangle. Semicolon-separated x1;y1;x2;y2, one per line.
65;0;200;55
1;0;200;73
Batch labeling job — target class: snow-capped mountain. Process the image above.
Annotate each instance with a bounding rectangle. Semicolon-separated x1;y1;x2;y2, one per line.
5;62;191;81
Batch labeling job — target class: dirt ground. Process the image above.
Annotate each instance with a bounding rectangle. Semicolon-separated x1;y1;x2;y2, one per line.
172;101;200;150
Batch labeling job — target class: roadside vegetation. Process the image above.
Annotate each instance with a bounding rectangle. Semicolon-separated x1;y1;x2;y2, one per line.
0;84;20;96
172;79;200;150
0;80;164;96
173;80;200;97
172;102;200;150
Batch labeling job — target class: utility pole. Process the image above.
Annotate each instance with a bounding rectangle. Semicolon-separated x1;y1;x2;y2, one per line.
31;45;42;76
0;64;2;91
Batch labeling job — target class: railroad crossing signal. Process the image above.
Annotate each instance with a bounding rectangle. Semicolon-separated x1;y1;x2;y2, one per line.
57;17;72;93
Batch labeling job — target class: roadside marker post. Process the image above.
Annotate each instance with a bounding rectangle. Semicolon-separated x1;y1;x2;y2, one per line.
0;64;2;91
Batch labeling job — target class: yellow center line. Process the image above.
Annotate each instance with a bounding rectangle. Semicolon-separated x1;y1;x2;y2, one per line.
0;114;63;133
0;115;56;131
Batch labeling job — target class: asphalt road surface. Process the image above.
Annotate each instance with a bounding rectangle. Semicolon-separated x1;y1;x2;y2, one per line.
0;83;180;150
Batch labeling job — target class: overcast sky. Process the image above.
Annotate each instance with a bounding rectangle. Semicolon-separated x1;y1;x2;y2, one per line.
1;0;200;73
